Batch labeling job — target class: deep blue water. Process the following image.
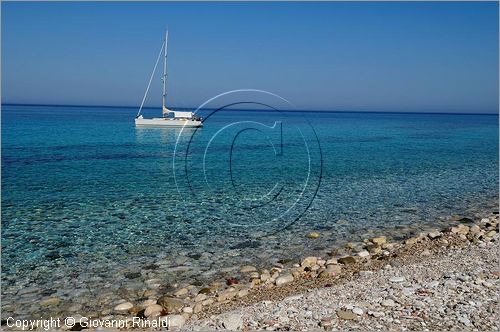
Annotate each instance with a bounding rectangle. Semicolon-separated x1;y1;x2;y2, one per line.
1;104;498;315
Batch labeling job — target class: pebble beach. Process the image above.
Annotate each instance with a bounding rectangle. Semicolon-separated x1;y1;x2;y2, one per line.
4;211;497;331
185;217;499;331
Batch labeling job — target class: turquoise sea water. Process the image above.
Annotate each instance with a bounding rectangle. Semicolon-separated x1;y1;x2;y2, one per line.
1;104;498;317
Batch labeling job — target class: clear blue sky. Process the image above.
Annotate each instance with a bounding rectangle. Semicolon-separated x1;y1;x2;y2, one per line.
1;2;498;113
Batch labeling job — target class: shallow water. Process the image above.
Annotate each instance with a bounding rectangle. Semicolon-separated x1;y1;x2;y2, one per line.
1;104;498;317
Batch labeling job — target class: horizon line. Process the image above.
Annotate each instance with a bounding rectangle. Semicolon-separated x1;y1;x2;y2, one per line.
1;102;499;116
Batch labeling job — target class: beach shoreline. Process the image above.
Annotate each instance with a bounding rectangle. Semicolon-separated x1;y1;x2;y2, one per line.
185;221;499;331
4;210;497;331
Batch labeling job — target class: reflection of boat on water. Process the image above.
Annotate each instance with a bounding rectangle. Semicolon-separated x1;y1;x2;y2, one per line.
135;30;203;128
135;125;197;145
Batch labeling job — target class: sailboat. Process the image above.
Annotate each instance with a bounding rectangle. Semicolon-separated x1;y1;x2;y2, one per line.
135;31;203;127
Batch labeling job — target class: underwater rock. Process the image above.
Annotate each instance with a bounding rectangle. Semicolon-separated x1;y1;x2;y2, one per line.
124;272;141;279
240;266;257;273
306;232;320;239
230;240;261;249
39;297;60;307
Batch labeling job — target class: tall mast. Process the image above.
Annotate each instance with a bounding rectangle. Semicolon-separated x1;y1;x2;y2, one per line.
162;30;168;111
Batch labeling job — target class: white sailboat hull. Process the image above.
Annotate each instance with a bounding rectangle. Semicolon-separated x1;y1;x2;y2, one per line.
135;117;203;127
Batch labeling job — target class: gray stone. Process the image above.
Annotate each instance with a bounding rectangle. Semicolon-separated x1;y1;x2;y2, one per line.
17;286;39;296
338;256;356;265
157;296;184;313
458;315;472;327
381;299;395;307
218;290;237;302
337;309;356;320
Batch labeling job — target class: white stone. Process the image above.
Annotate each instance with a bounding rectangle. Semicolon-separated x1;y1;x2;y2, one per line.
218;290;237;302
352;307;364;315
428;231;441;239
174;288;188;297
301;257;318;268
166;314;186;330
326;265;342;274
402;288;414;296
275;274;294;286
195;293;208;302
222;313;243;330
238;289;249;298
369;311;385;318
142;299;157;307
381;299;395;307
358;250;370;258
389;276;405;283
203;298;215;306
260;273;271;282
326;259;338;265
458;315;472;327
144;304;163;317
113;302;133;311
